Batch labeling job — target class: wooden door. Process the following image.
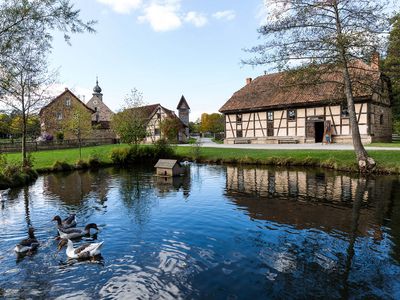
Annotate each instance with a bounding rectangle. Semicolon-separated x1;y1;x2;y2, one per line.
306;121;315;138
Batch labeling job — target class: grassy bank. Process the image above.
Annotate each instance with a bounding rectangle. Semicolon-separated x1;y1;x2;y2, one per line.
3;144;400;175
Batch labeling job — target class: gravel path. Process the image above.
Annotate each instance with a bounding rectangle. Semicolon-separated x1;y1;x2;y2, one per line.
180;137;400;151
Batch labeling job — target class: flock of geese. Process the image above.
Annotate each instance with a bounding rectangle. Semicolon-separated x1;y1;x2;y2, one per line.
2;188;103;259
14;214;103;259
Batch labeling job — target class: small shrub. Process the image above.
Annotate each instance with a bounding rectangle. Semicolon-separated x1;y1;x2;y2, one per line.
154;139;174;158
88;157;101;168
110;148;131;165
56;131;64;142
2;163;21;179
0;153;7;171
52;160;72;172
190;140;202;160
76;159;89;169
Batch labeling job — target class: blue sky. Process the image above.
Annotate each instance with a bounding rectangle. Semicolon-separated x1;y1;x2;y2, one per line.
49;0;268;121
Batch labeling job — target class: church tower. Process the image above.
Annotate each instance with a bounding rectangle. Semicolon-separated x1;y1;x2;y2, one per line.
92;77;103;101
177;95;190;138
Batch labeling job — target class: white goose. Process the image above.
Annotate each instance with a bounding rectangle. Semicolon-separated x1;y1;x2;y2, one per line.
58;239;103;259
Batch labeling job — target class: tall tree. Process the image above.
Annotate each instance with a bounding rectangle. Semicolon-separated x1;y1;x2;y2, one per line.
200;113;224;135
63;105;93;159
0;0;96;167
111;89;148;145
245;0;394;172
0;32;54;166
383;14;400;132
160;117;182;143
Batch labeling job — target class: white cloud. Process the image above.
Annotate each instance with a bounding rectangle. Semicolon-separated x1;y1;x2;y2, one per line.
185;11;208;27
212;10;236;21
97;0;142;14
97;0;208;32
138;1;182;32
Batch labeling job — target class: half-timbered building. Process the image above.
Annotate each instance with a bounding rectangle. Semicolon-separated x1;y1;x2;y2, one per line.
133;101;189;143
219;56;392;144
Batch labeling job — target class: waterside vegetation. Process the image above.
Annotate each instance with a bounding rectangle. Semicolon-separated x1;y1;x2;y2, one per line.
2;143;400;186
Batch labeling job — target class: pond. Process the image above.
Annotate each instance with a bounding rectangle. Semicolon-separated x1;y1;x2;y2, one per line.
1;164;400;299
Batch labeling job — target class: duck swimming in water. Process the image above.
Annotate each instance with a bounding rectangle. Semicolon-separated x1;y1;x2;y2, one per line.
52;214;77;229
58;223;99;240
0;188;10;202
14;227;39;253
58;239;103;259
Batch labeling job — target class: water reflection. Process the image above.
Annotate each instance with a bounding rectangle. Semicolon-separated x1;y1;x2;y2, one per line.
43;169;112;206
225;166;400;298
1;165;400;299
225;166;396;236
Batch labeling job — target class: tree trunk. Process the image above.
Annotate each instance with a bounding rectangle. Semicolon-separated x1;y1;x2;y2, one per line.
333;1;375;173
342;64;376;173
79;138;82;159
21;100;28;168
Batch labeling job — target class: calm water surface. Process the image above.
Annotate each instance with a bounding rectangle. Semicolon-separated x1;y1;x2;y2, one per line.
1;164;400;299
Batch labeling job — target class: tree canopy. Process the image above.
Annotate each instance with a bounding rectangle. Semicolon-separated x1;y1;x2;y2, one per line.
383;14;400;132
200;113;224;134
111;89;148;145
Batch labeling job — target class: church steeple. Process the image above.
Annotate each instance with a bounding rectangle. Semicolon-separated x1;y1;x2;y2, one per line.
93;77;103;100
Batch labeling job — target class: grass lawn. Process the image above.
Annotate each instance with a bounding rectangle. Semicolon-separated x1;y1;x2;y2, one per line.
367;141;400;147
5;144;128;170
4;143;400;174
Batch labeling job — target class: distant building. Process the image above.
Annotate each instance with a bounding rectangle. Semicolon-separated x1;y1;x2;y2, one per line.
131;100;189;143
177;95;190;140
219;54;392;144
39;88;94;139
85;78;115;139
39;79;116;140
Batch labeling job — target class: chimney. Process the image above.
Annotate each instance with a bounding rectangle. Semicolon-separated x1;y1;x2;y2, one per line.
246;78;252;85
65;87;68;91
371;52;380;70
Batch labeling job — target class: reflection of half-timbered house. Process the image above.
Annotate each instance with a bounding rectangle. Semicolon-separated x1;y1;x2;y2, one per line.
220;55;392;144
225;165;393;235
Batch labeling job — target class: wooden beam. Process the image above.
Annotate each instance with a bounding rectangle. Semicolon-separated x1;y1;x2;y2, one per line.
227;114;235;138
357;103;364;123
245;113;251;137
277;111;284;136
328;106;338;134
257;112;265;137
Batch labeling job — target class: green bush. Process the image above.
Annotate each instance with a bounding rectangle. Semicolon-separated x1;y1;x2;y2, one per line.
52;160;72;172
110;148;131;165
0;154;38;188
110;141;175;165
56;131;64;142
154;139;175;158
75;159;89;169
